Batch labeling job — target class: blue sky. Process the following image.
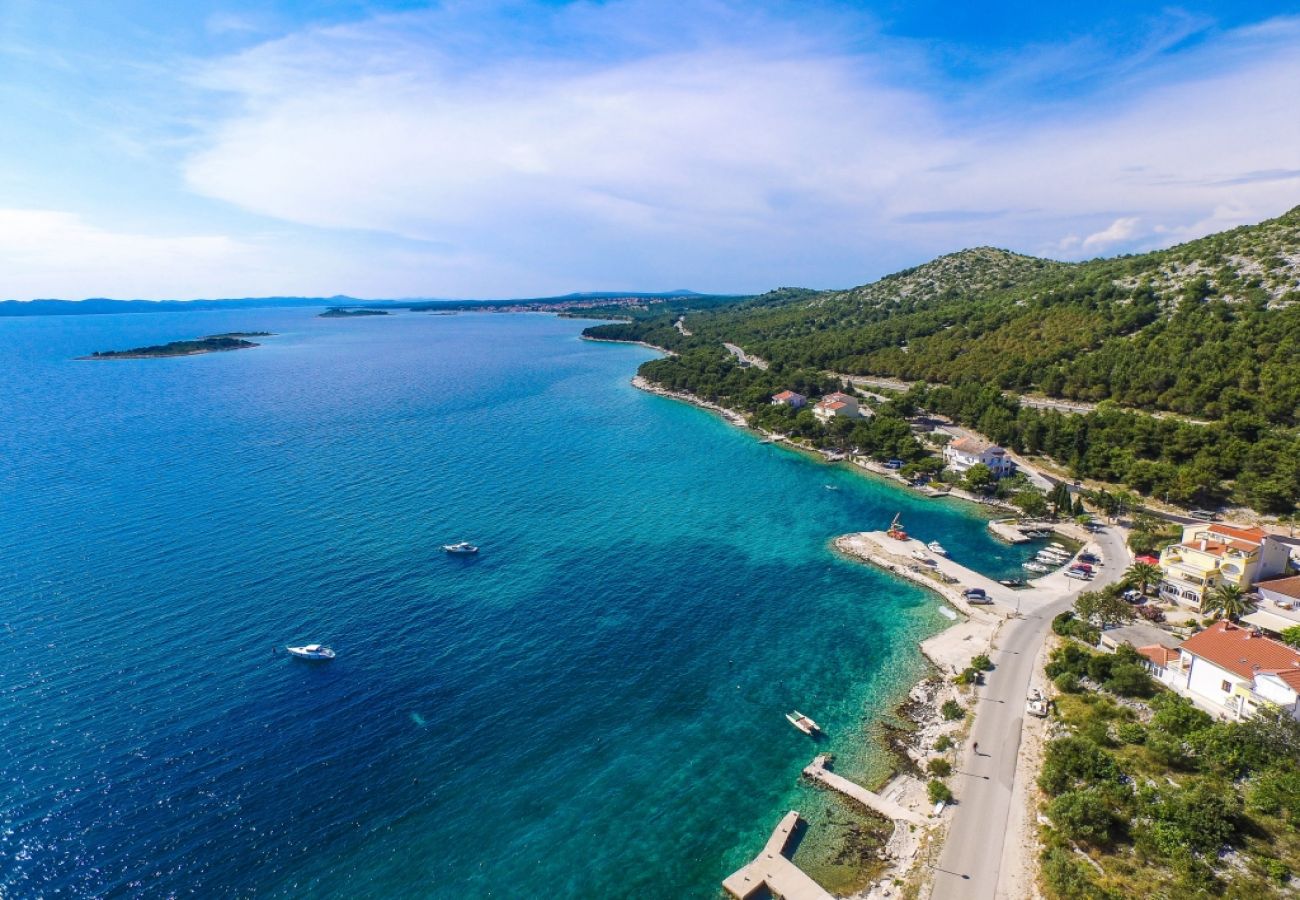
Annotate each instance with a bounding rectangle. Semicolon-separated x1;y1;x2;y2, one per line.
1;0;1298;299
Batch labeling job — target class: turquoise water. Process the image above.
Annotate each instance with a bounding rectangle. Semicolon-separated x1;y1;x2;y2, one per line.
0;311;1037;897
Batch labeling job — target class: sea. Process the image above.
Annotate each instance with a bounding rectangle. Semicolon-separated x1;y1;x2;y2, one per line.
0;309;1041;897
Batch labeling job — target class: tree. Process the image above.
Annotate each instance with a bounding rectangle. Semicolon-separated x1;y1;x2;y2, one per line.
1049;482;1073;517
1048;788;1121;847
1122;561;1162;596
1281;625;1300;649
1013;489;1048;517
928;779;954;804
963;462;995;493
1202;583;1250;620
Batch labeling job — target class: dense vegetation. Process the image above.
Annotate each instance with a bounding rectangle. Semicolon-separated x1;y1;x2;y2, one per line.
586;206;1300;513
1038;643;1300;898
85;333;270;358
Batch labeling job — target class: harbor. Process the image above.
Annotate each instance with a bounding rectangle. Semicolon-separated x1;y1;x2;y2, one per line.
722;811;834;900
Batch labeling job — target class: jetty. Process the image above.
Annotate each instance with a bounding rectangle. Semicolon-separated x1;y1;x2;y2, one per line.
722;811;832;900
803;755;928;826
987;518;1032;544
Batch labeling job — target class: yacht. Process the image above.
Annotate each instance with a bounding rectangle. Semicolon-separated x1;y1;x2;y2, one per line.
927;540;949;557
443;541;479;554
286;644;336;660
785;710;822;736
1022;561;1050;573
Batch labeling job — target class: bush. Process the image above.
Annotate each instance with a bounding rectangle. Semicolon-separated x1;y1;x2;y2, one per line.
1041;847;1107;899
1264;857;1292;885
1048;788;1120;847
1045;644;1092;680
928;758;952;777
1052;611;1076;636
1086;653;1114;683
1246;768;1300;821
1136;779;1241;856
954;667;979;686
1115;722;1146;745
971;653;994;671
1053;671;1080;694
1150;694;1212;737
1039;737;1122;796
1190;720;1272;778
927;779;953;805
1104;663;1154;698
933;734;953;751
941;699;964;721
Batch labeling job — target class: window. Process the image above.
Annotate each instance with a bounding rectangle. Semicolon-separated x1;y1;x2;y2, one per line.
1221;680;1232;693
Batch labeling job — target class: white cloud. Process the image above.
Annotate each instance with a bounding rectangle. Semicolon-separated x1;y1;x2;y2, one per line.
1082;217;1140;250
173;5;1300;294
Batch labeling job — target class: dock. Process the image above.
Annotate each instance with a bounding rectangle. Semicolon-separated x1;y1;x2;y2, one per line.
987;518;1032;543
722;811;833;900
803;755;928;827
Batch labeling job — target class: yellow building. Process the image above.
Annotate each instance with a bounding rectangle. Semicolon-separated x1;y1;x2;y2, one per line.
1158;523;1291;609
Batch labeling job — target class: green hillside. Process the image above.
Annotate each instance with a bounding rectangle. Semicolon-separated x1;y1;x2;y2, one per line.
585;205;1300;514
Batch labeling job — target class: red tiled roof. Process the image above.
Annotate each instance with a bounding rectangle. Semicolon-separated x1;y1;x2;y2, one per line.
1139;645;1181;667
773;390;799;401
1205;523;1268;544
818;401;847;411
1181;620;1300;681
949;436;996;453
1257;575;1300;601
1273;669;1300;691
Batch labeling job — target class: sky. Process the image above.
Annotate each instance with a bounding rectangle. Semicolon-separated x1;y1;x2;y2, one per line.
1;0;1299;300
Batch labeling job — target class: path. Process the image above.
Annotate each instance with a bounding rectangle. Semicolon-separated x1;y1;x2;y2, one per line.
722;811;832;900
931;524;1130;900
724;342;768;370
675;316;692;336
803;755;927;827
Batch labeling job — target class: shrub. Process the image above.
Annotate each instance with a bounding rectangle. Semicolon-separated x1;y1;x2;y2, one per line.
1039;737;1122;796
1105;663;1154;698
954;667;979;686
1052;611;1077;637
941;699;964;721
1115;722;1146;745
1150;694;1212;737
1041;847;1107;899
927;779;953;805
933;734;953;752
1086;653;1114;683
1264;858;1292;885
971;653;994;671
1048;788;1120;847
1190;720;1273;778
1246;768;1300;822
1045;644;1092;680
928;758;952;777
1136;778;1241;857
1053;671;1080;694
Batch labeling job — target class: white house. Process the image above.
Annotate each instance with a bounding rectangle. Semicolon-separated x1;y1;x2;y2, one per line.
1176;620;1300;720
813;392;862;423
1242;575;1300;636
942;436;1014;478
1138;645;1185;689
770;390;806;409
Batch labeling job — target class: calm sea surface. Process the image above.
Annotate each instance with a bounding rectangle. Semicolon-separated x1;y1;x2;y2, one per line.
0;310;1039;897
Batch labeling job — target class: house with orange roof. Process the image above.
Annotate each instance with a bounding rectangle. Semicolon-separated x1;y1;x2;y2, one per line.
1176;620;1300;720
770;390;806;409
812;391;863;423
941;435;1014;478
1156;522;1291;610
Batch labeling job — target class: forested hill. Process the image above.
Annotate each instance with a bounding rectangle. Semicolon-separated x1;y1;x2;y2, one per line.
590;204;1300;425
584;205;1300;514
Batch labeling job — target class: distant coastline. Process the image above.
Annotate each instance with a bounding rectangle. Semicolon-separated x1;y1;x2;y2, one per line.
79;332;272;360
319;308;389;318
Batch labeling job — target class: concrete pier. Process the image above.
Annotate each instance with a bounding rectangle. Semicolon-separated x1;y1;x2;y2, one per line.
722;811;833;900
803;755;928;827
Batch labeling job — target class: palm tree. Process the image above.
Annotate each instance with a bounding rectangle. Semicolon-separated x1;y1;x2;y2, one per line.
1123;562;1162;597
1203;583;1251;621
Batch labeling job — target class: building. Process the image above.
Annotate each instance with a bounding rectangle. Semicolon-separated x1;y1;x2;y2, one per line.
812;392;861;423
941;436;1014;478
770;390;806;409
1241;575;1300;636
1177;620;1300;720
1157;523;1292;609
1098;622;1180;656
1138;645;1184;689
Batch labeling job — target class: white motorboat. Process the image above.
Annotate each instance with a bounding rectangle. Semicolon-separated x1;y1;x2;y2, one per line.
1036;551;1068;562
1022;561;1049;573
443;541;479;554
927;540;949;557
286;643;336;660
1048;542;1067;550
785;710;822;735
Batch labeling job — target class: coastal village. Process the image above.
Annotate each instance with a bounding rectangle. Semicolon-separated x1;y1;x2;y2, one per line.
667;378;1300;900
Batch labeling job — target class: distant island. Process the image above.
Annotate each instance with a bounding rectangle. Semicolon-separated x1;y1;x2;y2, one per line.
319;307;390;317
80;332;272;360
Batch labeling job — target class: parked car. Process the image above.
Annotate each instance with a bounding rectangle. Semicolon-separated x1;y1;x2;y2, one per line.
1078;553;1100;564
1190;508;1221;521
963;588;993;605
1065;569;1092;580
1122;589;1146;604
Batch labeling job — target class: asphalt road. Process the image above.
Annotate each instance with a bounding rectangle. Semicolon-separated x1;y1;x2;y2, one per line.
932;524;1131;899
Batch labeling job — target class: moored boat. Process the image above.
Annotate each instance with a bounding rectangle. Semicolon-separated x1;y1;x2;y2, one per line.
785;710;821;735
286;643;336;660
1022;561;1049;573
927;540;949;557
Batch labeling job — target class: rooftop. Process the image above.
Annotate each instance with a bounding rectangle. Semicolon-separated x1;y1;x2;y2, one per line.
1181;621;1300;686
1257;575;1300;601
1139;645;1181;667
1101;622;1181;651
949;436;1000;454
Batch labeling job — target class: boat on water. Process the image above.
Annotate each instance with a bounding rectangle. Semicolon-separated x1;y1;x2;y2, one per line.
758;438;773;445
1037;551;1068;562
1000;578;1026;587
1022;561;1050;573
785;710;822;735
1048;542;1067;550
443;541;479;554
927;540;949;557
286;643;336;660
824;484;839;491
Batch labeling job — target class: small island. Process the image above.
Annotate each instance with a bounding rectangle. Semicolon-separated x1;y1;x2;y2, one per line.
80;332;272;360
319;307;389;317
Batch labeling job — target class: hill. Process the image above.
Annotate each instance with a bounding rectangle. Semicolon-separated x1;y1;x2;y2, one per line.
584;205;1300;514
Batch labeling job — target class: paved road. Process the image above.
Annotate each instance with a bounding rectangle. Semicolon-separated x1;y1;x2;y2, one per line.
932;525;1131;899
723;342;768;369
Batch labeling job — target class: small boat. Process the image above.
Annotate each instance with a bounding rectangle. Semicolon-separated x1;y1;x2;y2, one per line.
286;643;336;660
927;540;949;557
999;578;1026;587
824;484;839;491
1022;561;1049;573
911;549;932;562
785;710;821;735
1036;551;1068;563
758;438;773;445
1048;542;1067;550
443;542;479;554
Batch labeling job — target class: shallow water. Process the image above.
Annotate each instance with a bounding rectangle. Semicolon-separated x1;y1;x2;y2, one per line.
0;310;1038;897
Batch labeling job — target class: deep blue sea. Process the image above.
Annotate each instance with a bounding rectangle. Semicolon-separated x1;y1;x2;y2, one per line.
0;310;1039;897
